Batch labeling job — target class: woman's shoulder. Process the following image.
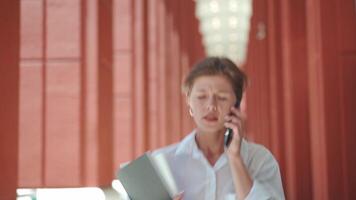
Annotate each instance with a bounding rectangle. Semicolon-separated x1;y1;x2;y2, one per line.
151;143;180;157
151;131;196;157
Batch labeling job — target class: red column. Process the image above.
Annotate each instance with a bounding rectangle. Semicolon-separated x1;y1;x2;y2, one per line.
246;0;313;199
305;1;330;199
112;0;204;160
17;0;205;188
132;0;149;157
279;0;313;199
97;0;114;186
45;0;82;186
18;0;115;187
246;0;356;199
81;0;100;186
179;0;193;136
18;0;44;187
157;0;169;147
0;0;20;199
146;0;160;150
112;0;134;172
19;0;83;187
245;0;272;146
166;0;182;144
307;0;356;199
81;0;115;186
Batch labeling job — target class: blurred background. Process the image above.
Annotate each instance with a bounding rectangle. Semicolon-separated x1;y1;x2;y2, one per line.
1;0;355;199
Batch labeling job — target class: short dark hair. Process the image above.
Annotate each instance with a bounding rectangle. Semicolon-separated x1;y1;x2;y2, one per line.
182;57;247;106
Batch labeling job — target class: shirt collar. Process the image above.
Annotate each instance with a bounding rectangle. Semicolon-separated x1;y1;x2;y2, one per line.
175;130;250;167
175;130;200;158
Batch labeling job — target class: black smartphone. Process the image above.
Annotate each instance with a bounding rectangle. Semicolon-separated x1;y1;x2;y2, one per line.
224;101;240;147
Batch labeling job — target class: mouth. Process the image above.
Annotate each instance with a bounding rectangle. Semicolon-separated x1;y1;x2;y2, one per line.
203;113;219;122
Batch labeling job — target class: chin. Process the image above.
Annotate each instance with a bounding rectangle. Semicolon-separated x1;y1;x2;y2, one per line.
197;124;225;134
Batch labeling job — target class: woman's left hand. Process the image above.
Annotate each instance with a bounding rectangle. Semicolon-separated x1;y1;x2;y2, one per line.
224;106;246;157
173;192;184;200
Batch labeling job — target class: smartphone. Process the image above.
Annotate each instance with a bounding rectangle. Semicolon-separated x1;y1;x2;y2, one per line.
224;101;240;147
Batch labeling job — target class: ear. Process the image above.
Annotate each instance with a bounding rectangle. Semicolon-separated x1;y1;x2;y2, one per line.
240;92;247;113
186;95;194;117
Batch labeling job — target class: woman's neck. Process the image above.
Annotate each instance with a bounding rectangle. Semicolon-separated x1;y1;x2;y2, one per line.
195;129;225;165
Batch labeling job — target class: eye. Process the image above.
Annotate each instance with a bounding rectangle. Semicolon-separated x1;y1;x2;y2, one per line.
217;96;228;101
197;95;206;100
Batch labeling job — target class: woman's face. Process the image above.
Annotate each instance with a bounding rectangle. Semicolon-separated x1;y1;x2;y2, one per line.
188;75;237;134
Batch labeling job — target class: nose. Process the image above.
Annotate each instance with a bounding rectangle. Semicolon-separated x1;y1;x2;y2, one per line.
206;96;217;111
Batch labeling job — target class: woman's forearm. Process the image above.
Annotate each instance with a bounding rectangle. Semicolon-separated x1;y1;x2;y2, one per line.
228;155;253;199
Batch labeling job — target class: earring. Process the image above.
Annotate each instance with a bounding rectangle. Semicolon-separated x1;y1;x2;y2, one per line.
189;108;193;116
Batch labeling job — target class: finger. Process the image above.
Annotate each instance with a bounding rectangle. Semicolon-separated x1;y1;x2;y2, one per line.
224;115;243;128
228;116;243;125
230;106;246;119
225;118;244;136
173;191;184;200
226;112;244;125
173;196;183;200
225;112;242;121
224;122;242;139
227;108;246;134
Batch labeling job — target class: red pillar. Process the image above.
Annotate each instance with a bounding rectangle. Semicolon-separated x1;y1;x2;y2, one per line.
17;0;204;188
0;0;20;199
246;0;356;199
97;0;114;186
18;0;115;187
18;0;44;187
132;0;149;157
112;0;135;173
247;0;314;198
146;0;160;150
307;0;356;199
157;0;169;147
81;0;115;186
279;0;313;199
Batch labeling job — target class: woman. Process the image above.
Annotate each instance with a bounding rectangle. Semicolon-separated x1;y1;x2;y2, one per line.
153;57;285;200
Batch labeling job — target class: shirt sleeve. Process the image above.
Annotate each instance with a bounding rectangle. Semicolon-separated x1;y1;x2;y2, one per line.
225;148;285;200
244;180;279;200
245;150;285;200
223;181;271;200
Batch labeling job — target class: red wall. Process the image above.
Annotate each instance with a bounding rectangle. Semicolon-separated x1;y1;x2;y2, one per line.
1;0;355;199
17;0;204;188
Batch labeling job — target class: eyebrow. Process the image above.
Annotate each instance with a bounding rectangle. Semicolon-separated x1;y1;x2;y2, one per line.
194;89;232;94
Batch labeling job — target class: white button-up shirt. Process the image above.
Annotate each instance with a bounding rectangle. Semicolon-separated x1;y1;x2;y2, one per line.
151;131;285;200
